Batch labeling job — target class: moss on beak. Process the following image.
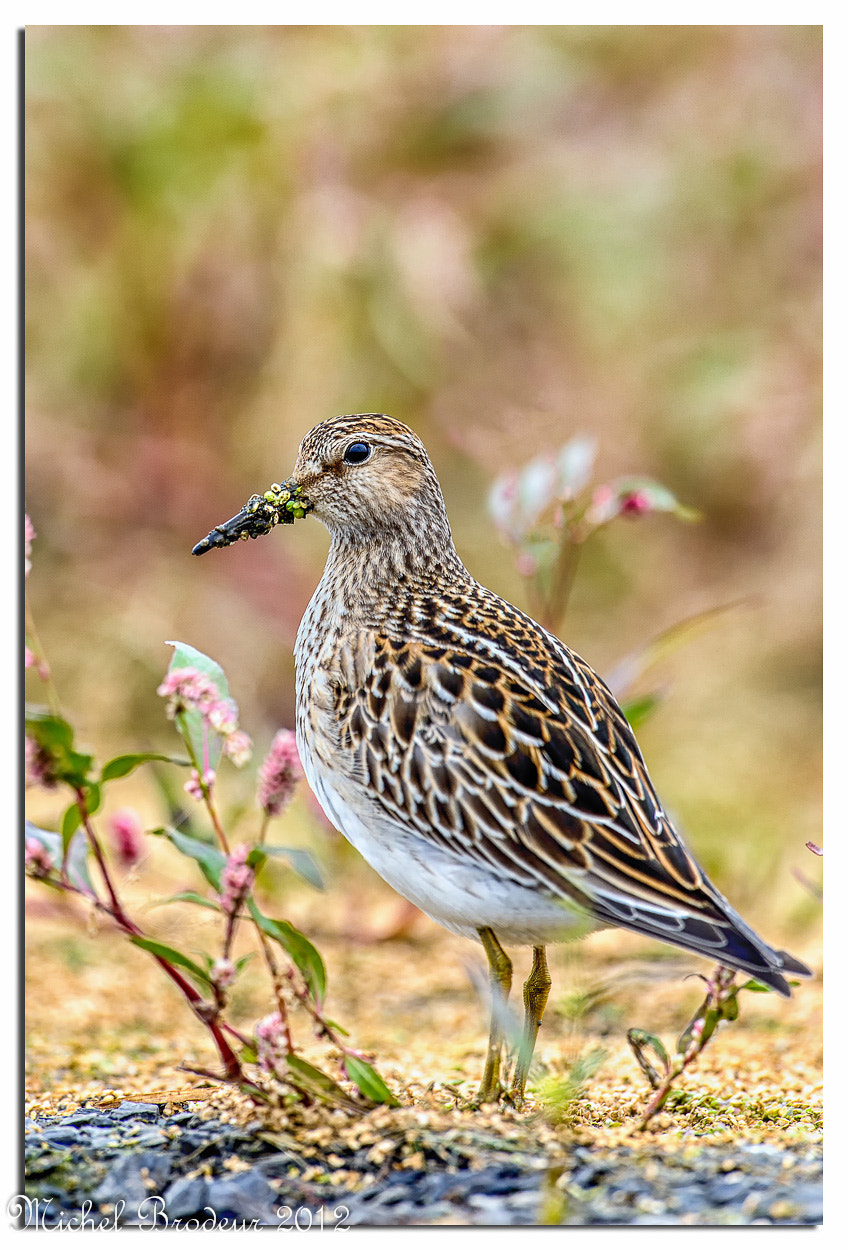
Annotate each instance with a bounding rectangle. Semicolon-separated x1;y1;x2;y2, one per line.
192;479;313;556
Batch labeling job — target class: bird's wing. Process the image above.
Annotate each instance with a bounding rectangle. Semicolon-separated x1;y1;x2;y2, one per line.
333;619;801;990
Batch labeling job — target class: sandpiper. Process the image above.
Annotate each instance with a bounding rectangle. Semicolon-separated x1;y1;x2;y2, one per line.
197;413;810;1103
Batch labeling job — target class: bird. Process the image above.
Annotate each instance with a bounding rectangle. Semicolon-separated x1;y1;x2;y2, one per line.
207;413;811;1104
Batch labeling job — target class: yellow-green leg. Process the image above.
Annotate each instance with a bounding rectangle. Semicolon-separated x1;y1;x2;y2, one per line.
475;927;513;1103
510;945;551;1102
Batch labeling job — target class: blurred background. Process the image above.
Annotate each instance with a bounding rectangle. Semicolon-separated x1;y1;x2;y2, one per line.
25;25;821;958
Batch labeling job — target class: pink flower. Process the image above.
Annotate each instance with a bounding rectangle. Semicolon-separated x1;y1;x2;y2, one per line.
25;514;35;579
208;698;239;736
218;843;254;916
108;809;145;867
25;646;51;682
224;729;253;769
25;737;57;789
184;768;216;801
584;483;618;527
257;730;303;817
619;490;652;517
255;1011;288;1075
25;837;54;878
487;472;519;539
515;551;539;579
157;667;221;720
210;958;237;991
159;665;250;769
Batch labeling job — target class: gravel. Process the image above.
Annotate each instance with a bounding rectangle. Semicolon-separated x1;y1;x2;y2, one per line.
20;1102;822;1228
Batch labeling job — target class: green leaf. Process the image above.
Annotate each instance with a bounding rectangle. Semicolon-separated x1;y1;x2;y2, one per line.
248;900;326;1004
285;1054;357;1108
152;826;227;892
24;707;95;790
240;1041;259;1064
630;1029;668;1069
149;890;222;912
24;706;74;752
68;752;95;786
322;1018;350;1038
627;1028;670;1089
720;994;740;1023
61;802;83;845
163;641;232;771
84;781;102;816
620;691;664;732
343;1055;399;1106
101;752;189;782
129;936;212;988
255;845;325;891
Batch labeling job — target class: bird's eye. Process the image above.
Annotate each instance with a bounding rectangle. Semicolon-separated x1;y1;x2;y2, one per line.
343;441;372;465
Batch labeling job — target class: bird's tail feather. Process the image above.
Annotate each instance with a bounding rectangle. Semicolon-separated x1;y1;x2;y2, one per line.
588;891;811;997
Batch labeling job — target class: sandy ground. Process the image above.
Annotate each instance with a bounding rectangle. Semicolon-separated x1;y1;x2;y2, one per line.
25;854;822;1166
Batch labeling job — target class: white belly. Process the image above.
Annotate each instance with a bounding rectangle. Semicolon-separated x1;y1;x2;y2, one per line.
302;748;594;946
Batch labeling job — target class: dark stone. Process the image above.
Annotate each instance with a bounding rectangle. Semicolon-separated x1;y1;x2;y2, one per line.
60;1111;107;1127
163;1175;210;1220
83;1129;124;1151
706;1173;752;1206
204;1171;284;1226
108;1101;162;1122
121;1127;169;1148
169;1112;201;1126
570;1162;611;1189
39;1127;82;1148
93;1150;174;1219
20;1108;824;1228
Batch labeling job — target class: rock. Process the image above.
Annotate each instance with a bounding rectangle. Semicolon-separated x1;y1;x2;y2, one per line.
93;1150;174;1219
204;1171;284;1226
39;1126;82;1148
108;1101;162;1122
163;1175;210;1220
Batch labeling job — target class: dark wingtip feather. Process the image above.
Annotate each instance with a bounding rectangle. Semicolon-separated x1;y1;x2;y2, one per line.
776;950;813;979
746;967;792;998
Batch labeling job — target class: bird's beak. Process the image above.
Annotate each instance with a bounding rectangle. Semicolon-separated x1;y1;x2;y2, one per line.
192;477;313;556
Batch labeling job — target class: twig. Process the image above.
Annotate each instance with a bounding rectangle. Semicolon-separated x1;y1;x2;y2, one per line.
629;964;740;1131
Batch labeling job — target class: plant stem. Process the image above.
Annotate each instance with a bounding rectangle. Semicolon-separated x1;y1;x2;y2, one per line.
73;789;244;1082
545;532;582;635
24;592;62;713
205;794;231;855
177;718;231;855
633;965;738;1131
255;928;295;1051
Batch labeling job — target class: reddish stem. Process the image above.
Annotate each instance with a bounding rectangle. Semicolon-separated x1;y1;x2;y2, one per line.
74;790;243;1082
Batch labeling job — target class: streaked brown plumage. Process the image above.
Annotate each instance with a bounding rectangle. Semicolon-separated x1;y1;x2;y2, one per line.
284;413;810;1102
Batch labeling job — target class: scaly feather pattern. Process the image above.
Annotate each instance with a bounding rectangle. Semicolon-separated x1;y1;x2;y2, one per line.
290;415;809;1006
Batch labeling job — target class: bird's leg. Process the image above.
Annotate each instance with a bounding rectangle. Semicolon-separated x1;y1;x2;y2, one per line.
475;926;513;1103
510;945;551;1102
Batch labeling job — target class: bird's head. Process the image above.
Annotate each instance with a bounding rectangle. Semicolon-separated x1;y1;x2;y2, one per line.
192;413;455;560
289;414;450;545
